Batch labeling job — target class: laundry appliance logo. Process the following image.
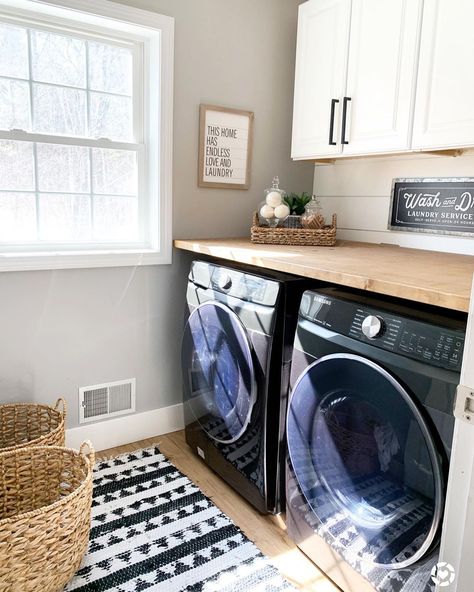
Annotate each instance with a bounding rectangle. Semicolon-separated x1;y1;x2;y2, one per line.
313;296;332;307
430;561;456;588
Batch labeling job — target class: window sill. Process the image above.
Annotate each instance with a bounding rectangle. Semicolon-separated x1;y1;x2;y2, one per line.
0;248;172;272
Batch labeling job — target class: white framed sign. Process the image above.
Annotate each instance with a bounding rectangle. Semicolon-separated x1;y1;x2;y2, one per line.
198;104;254;189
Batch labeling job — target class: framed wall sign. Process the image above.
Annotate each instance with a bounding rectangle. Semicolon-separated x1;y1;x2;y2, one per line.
198;104;254;189
388;178;474;237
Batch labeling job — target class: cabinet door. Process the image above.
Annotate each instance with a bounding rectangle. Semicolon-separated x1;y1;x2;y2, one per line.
291;0;350;159
342;0;422;155
412;0;474;150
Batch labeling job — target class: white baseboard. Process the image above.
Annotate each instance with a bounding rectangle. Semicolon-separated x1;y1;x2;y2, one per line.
66;402;184;452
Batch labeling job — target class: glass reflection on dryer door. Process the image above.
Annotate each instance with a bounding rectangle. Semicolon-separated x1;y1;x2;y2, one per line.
287;353;444;569
182;301;256;444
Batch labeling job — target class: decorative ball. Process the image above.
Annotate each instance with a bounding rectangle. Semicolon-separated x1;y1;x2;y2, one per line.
260;204;275;219
274;203;290;219
266;191;283;208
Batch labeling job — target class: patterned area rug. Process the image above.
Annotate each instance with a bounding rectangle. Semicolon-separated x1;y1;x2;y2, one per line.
65;446;295;592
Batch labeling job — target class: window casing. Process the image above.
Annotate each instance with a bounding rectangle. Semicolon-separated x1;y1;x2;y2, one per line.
0;0;173;271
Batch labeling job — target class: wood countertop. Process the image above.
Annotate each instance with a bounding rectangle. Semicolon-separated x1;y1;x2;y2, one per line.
174;238;474;312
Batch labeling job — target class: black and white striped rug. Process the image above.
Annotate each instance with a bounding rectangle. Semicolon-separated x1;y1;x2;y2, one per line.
65;446;295;592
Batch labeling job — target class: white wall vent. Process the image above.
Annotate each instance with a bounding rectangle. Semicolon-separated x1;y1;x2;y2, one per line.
79;378;136;424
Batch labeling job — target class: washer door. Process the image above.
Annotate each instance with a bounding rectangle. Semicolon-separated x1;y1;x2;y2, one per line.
287;353;444;569
182;301;256;444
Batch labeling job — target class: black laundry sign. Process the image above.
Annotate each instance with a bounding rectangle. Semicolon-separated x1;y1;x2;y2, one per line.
389;178;474;236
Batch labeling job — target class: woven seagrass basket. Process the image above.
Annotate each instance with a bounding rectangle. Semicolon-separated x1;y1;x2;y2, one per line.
0;398;66;453
251;212;337;246
0;441;95;592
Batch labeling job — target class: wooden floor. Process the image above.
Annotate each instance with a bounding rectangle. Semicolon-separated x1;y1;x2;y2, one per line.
98;430;340;592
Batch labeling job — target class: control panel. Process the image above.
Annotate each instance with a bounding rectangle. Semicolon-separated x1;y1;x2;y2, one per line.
300;290;466;372
206;266;280;306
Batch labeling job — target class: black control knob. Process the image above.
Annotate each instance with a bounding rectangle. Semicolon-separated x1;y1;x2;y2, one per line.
361;315;384;339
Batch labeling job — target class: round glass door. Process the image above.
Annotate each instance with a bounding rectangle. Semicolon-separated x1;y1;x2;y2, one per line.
181;301;256;444
287;353;444;569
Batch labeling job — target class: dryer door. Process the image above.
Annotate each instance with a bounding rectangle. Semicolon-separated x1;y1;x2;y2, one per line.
182;301;257;444
287;353;444;569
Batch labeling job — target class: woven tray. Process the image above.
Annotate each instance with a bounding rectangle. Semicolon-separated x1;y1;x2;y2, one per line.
0;441;94;592
0;398;66;453
251;212;337;246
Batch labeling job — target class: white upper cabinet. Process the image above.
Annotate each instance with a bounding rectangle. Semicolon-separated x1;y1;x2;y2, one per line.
291;0;350;159
291;0;423;160
343;0;422;155
293;0;474;159
412;0;474;150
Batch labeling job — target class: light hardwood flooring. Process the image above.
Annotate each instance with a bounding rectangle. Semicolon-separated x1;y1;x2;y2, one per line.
98;429;340;592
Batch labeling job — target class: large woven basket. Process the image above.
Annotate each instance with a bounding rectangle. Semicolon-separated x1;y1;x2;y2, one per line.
0;398;66;453
251;212;337;246
0;441;95;592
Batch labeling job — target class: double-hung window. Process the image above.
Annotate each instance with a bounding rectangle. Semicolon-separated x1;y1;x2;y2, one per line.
0;0;173;270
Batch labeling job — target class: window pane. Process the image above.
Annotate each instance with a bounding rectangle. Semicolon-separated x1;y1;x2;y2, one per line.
37;143;90;193
31;30;86;88
90;92;132;141
0;78;30;130
0;193;36;241
88;42;132;95
0;20;146;253
0;140;34;190
39;194;90;241
92;148;137;195
93;196;138;241
0;23;28;79
33;83;86;136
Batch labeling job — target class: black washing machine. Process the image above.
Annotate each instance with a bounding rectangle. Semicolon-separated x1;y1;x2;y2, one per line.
182;260;309;514
286;287;466;592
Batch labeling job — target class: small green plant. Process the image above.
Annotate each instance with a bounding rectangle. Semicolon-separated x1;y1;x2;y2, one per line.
283;192;312;215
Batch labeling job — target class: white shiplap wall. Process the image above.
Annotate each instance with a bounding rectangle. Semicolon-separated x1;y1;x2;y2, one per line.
314;153;474;255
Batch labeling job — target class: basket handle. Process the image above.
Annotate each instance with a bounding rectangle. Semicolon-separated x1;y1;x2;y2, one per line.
54;397;67;421
80;440;95;468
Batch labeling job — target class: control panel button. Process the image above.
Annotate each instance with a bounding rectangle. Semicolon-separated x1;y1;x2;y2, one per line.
361;315;384;339
218;274;232;290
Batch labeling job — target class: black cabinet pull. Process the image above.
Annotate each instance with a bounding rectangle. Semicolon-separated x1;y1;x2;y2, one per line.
328;98;339;145
341;96;351;144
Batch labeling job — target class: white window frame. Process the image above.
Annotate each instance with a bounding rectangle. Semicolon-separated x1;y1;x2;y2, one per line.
0;0;174;271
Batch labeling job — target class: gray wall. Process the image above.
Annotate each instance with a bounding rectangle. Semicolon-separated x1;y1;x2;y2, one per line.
0;0;313;427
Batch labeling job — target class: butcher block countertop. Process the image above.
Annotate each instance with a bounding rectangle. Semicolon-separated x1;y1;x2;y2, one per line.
174;238;474;313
